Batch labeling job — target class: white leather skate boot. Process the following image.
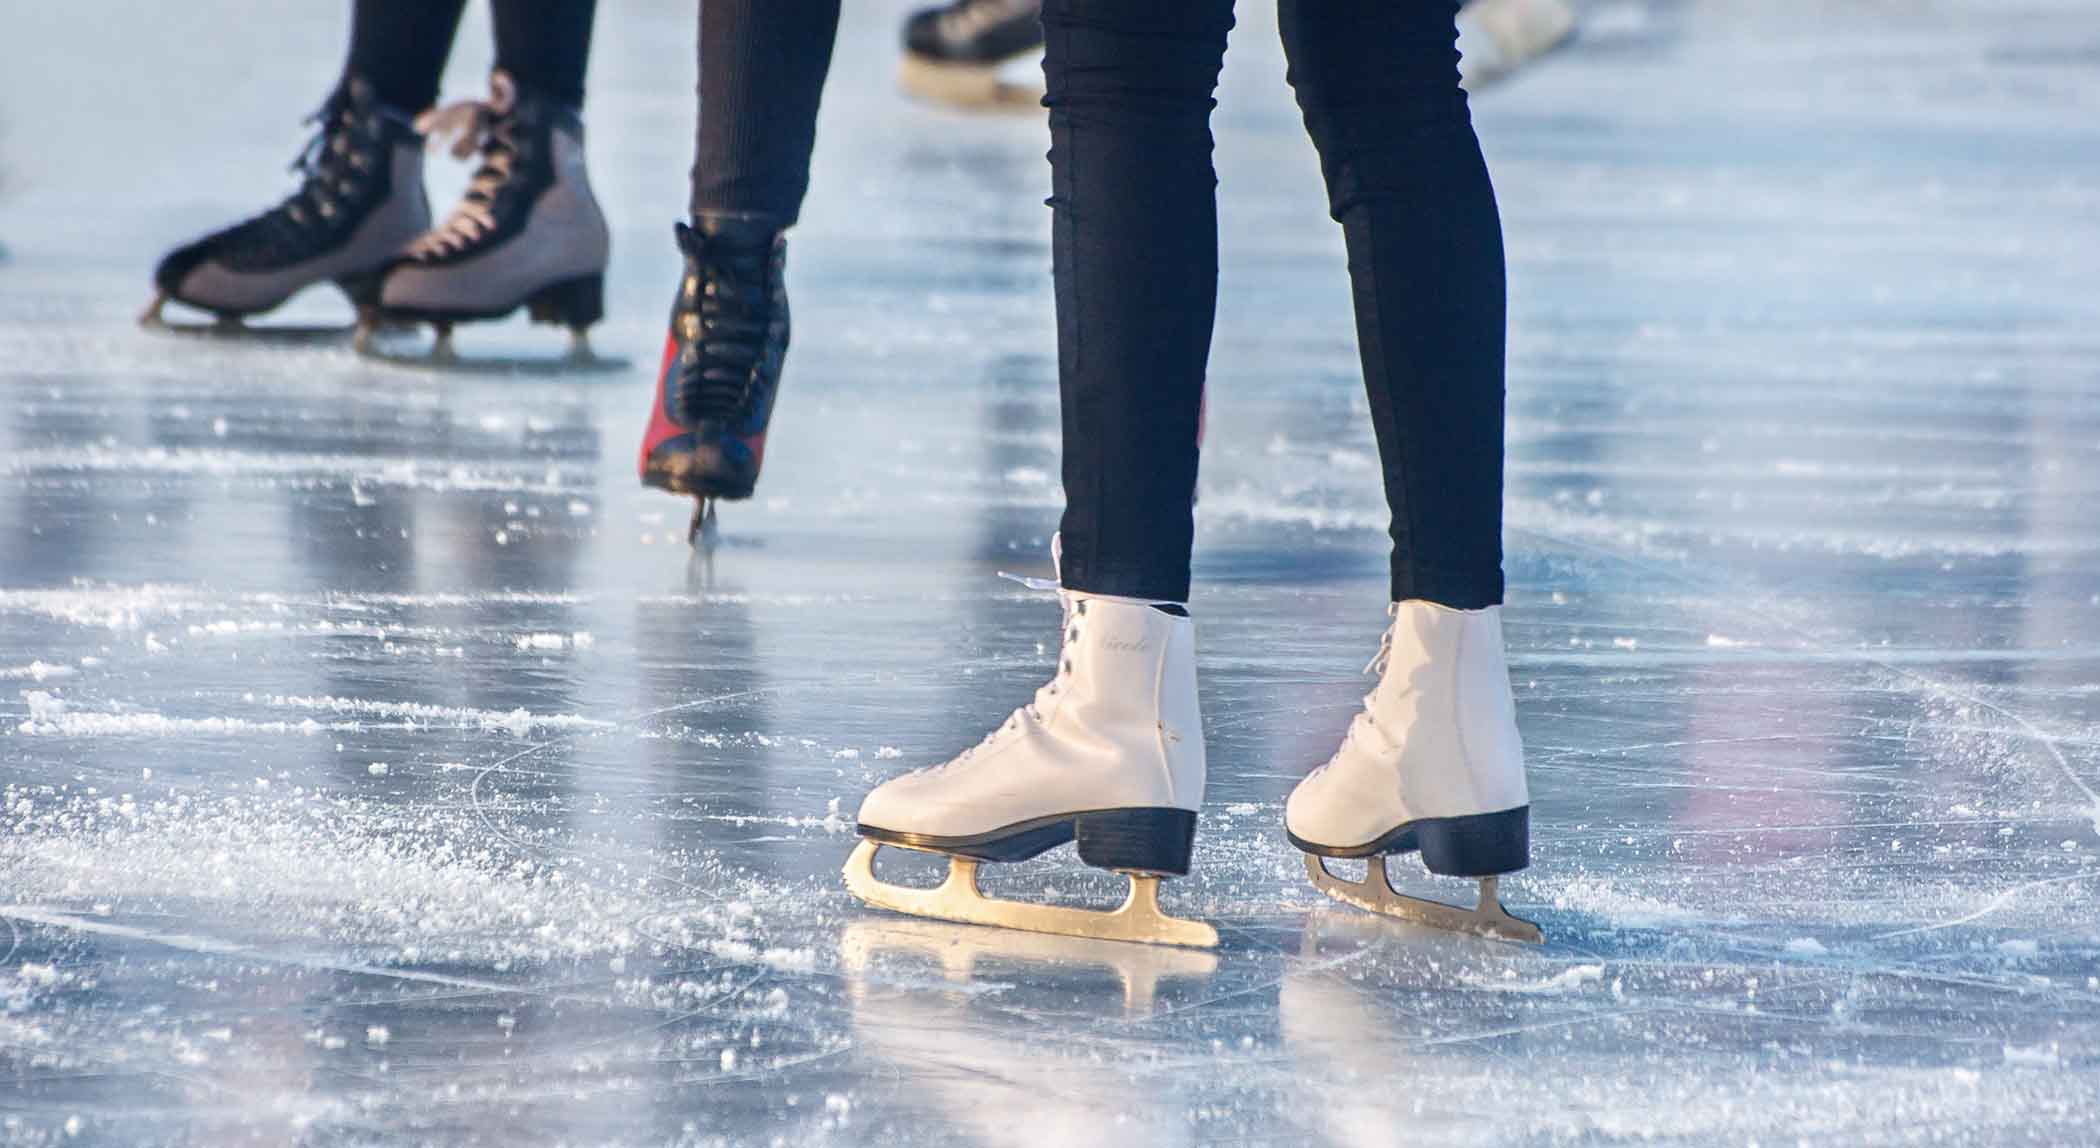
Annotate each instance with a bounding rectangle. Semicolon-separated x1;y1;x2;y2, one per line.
846;585;1214;947
1287;601;1542;942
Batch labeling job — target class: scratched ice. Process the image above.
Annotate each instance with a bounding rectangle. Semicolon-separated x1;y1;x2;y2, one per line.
3;0;2099;1145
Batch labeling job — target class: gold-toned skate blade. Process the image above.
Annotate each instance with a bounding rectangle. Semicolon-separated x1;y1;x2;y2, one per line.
354;322;629;376
897;55;1045;112
1304;854;1543;945
140;292;354;345
844;840;1218;950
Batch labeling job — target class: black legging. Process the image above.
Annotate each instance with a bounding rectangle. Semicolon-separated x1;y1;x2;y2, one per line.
688;0;843;224
346;0;597;113
672;1;1504;607
1047;0;1507;609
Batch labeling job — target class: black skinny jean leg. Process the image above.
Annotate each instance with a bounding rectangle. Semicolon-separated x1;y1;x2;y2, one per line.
346;0;467;113
1280;0;1508;609
689;0;843;226
492;0;598;109
1043;0;1232;603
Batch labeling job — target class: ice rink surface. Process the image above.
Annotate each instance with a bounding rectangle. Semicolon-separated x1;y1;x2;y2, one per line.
5;1;2100;1144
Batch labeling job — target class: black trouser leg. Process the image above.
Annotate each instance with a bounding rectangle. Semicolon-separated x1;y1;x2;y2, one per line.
1280;0;1507;608
346;0;468;113
1042;0;1232;603
492;0;598;109
689;0;844;225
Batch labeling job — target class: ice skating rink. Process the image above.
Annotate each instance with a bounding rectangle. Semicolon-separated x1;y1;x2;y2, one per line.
5;1;2100;1144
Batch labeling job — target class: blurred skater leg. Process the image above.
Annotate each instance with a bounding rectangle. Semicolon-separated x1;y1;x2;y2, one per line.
640;1;844;538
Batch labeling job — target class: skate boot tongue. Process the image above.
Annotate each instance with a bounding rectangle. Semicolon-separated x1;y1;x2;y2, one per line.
671;216;786;426
405;71;536;260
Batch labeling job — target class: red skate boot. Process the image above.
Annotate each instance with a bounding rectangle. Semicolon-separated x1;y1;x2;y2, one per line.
638;214;789;547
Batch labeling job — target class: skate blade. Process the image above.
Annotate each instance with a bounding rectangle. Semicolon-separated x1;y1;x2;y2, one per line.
356;346;632;377
140;294;353;346
898;55;1045;112
1304;854;1544;945
355;323;630;377
687;499;721;550
844;840;1218;950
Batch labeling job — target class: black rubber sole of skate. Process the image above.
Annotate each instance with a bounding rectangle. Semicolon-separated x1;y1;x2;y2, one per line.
858;807;1198;876
375;273;607;329
1288;805;1529;878
364;275;624;375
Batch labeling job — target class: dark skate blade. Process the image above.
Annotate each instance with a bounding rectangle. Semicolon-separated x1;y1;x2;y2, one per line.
358;347;632;378
142;320;355;347
688;500;721;550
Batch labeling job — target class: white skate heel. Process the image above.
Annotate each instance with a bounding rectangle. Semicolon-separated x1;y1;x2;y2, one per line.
846;581;1215;948
1287;601;1543;944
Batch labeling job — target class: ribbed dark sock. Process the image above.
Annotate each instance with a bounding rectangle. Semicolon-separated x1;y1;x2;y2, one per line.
690;0;843;223
492;0;598;109
345;0;469;113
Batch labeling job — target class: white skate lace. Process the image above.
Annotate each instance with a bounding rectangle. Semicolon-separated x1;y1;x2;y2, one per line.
405;73;519;258
936;571;1081;769
1339;603;1406;756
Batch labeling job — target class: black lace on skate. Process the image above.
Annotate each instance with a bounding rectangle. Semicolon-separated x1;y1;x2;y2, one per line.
211;88;378;266
408;73;525;259
673;225;777;424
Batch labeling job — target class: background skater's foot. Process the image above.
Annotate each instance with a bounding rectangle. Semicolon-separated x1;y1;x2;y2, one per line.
147;76;427;333
898;0;1045;110
637;214;791;547
367;70;610;365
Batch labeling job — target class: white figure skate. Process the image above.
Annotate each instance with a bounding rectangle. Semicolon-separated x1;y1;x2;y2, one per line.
1287;601;1543;943
846;575;1215;948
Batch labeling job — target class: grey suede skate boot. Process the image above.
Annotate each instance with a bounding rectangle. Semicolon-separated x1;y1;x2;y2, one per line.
367;70;611;364
146;76;428;332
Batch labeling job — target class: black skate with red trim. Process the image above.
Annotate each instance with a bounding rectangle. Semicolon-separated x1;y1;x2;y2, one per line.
637;215;789;548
